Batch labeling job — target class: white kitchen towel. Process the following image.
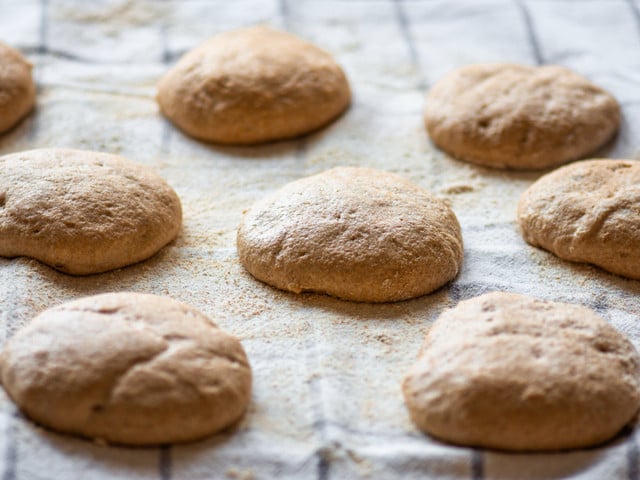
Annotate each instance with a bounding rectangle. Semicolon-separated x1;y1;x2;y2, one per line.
0;0;639;479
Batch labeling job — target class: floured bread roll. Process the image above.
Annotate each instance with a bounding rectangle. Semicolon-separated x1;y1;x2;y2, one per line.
157;26;351;144
237;167;463;302
0;293;252;446
518;159;640;279
424;64;620;169
403;292;640;451
0;42;36;134
0;148;182;274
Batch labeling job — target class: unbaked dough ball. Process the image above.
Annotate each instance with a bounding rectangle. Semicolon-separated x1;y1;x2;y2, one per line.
403;292;640;451
157;26;351;144
237;167;463;302
0;42;36;134
424;64;620;170
0;293;252;446
518;159;640;279
0;148;182;275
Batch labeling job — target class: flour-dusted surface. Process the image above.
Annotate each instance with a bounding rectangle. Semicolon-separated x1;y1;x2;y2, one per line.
0;1;640;479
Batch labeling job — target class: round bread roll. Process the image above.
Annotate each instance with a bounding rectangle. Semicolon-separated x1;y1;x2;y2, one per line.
518;159;640;279
402;292;640;451
0;42;36;134
0;148;182;275
0;293;252;446
237;167;464;303
157;26;351;145
424;64;620;170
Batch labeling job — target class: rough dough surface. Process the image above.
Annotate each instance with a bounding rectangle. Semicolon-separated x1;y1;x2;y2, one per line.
0;148;182;275
0;293;252;446
402;292;640;451
518;159;640;279
0;42;36;134
237;167;464;303
157;26;351;145
423;64;620;170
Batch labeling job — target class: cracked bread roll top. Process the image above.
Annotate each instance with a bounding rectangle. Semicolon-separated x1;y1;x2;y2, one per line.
0;293;252;446
424;64;620;170
157;26;351;144
0;42;35;134
402;292;640;451
518;159;640;279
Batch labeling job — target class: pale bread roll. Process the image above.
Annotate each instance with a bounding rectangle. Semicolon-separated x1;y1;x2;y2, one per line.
424;64;620;170
0;293;252;446
518;159;640;279
158;26;351;145
0;148;182;275
237;167;463;302
403;292;640;451
0;42;35;134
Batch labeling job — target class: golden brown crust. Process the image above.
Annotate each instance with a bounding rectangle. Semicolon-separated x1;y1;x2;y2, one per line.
0;148;182;274
0;293;252;446
402;292;640;451
424;64;620;170
518;159;640;279
237;167;463;303
0;42;36;134
157;26;351;145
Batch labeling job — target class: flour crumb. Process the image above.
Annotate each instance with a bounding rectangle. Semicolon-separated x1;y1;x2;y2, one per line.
442;184;474;194
226;468;255;480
